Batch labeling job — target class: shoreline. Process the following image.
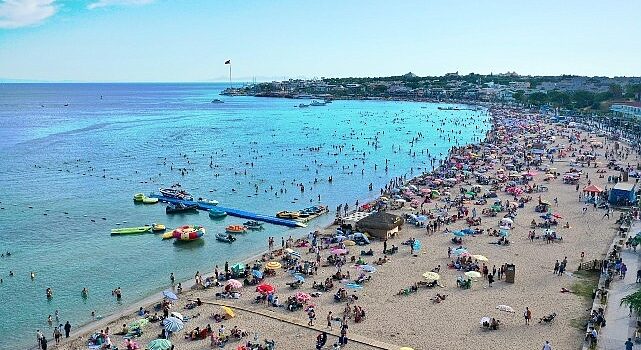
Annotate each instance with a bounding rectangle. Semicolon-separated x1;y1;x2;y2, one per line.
49;102;492;349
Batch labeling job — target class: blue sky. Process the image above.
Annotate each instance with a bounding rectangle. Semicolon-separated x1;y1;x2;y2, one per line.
0;0;640;82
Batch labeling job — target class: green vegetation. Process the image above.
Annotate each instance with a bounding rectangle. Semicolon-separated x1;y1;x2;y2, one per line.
571;270;600;301
621;288;641;315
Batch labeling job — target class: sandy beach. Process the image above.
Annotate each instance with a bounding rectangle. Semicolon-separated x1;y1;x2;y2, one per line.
51;105;640;350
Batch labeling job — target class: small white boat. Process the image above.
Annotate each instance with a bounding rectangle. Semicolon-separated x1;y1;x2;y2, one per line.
310;100;326;106
297;103;309;108
211;99;224;104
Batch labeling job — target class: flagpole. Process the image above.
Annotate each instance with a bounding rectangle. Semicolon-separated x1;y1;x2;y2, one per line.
229;63;232;89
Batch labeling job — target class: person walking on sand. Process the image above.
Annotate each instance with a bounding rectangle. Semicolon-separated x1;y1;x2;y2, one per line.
543;340;552;350
524;307;532;325
626;337;634;350
553;260;559;274
37;330;44;349
64;321;71;338
327;311;333;330
383;239;387;254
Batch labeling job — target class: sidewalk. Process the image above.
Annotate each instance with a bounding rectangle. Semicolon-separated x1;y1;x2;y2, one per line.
598;220;641;350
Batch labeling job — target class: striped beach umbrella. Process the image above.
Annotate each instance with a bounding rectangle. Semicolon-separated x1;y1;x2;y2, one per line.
148;339;172;350
162;316;184;332
265;261;282;270
226;279;242;290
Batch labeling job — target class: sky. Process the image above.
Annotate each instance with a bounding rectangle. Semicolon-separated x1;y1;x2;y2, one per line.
0;0;640;82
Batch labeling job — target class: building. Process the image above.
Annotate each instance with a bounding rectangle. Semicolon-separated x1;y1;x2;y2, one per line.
608;182;637;206
610;103;641;119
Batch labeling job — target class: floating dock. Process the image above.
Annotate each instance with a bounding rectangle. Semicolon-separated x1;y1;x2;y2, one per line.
149;195;307;228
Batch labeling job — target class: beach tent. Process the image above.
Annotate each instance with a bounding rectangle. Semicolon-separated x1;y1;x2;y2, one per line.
356;212;404;240
583;184;603;193
341;211;371;230
608;182;637;206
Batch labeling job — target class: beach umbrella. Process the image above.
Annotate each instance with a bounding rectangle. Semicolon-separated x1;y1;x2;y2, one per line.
453;230;466;237
256;283;275;294
162;290;178;301
331;248;349;255
472;255;489;262
295;291;311;303
465;271;482;279
231;263;245;273
265;261;282;270
358;265;377;273
288;250;302;258
226;279;242;290
169;311;183;320
343;240;356;246
496;305;515;313
252;270;263;279
162;317;184;332
422;271;440;281
394;198;407;203
500;218;513;225
221;306;235;318
148;339;172;350
293;274;305;283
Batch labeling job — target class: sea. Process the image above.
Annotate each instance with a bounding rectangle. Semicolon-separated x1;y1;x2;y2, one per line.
0;83;490;349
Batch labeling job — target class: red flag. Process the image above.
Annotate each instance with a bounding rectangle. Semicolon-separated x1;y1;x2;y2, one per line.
224;60;231;64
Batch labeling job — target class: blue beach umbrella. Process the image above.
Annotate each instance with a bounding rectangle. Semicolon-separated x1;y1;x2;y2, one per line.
162;290;178;301
252;270;263;279
293;274;305;282
162;316;184;332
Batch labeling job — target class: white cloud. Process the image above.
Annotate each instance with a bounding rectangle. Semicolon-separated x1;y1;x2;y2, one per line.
87;0;154;10
0;0;56;29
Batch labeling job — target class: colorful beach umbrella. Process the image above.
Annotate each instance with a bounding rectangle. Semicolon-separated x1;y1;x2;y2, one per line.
422;271;440;281
148;339;172;350
162;290;178;301
231;263;245;273
465;271;482;279
252;270;263;279
226;279;242;290
162;317;184;332
265;261;282;270
256;283;275;294
221;306;235;318
295;291;311;303
293;274;305;283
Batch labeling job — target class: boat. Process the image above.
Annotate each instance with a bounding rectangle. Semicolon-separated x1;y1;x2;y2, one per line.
297;103;309;108
198;198;219;206
165;203;199;214
310;100;326;106
324;99;332;104
211;99;224;104
243;221;264;230
152;223;166;232
133;193;146;202
225;225;247;234
216;233;237;243
142;197;158;204
209;209;227;219
276;211;300;219
438;106;461;111
171;225;205;241
159;187;193;200
111;226;152;235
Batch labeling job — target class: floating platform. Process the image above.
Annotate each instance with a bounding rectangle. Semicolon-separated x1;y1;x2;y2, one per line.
149;195;307;228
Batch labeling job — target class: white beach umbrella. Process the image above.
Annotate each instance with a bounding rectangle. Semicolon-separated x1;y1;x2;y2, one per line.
162;316;184;332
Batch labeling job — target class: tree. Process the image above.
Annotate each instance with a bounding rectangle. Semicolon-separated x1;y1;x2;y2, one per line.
528;92;548;106
608;84;624;99
626;84;641;101
512;90;526;104
621;289;641;315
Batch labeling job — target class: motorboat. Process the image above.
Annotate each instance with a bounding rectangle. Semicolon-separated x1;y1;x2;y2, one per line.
152;223;166;232
226;225;247;234
310;100;326;106
198;198;219;206
165;203;199;214
133;193;145;202
111;226;152;235
211;99;224;103
243;221;264;230
216;233;236;243
276;211;300;219
297;103;309;108
159;187;193;200
209;209;227;219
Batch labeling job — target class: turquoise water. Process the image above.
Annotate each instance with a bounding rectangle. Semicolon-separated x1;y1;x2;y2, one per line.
0;83;490;349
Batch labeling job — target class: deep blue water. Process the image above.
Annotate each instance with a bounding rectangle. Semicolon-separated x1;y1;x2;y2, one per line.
0;83;490;349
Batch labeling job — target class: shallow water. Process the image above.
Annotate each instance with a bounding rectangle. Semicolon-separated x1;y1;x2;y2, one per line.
0;83;489;349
